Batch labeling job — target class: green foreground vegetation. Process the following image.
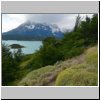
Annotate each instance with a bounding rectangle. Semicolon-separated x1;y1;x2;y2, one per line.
2;14;98;86
19;46;98;86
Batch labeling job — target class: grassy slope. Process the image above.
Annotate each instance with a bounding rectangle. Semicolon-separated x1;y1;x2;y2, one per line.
18;45;98;86
56;46;98;86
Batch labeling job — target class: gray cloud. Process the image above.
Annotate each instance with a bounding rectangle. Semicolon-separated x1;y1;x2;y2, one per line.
26;14;66;23
2;14;93;32
26;14;79;31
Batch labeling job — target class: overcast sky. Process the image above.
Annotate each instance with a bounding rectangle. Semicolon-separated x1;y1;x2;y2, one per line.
2;14;93;32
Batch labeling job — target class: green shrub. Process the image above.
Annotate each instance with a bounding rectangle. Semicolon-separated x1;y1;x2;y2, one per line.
55;46;98;86
85;46;98;66
18;65;57;86
55;67;97;86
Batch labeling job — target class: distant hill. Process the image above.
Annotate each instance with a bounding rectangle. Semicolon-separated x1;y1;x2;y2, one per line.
2;22;64;41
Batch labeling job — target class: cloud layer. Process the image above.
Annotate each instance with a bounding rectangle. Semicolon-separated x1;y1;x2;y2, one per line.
2;14;93;32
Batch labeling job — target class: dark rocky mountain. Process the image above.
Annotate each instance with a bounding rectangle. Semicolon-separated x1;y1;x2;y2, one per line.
2;21;64;40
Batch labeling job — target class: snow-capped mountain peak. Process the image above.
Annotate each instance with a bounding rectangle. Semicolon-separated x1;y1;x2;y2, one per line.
2;21;64;40
24;22;61;34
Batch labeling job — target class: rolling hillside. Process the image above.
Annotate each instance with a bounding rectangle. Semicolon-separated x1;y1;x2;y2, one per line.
18;46;98;86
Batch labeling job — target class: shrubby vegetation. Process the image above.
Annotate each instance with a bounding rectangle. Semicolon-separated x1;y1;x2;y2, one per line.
2;44;19;85
2;44;33;85
55;46;98;86
2;14;98;86
19;46;98;86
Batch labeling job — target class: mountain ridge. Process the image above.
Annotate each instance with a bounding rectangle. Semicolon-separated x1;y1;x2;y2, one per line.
2;22;64;41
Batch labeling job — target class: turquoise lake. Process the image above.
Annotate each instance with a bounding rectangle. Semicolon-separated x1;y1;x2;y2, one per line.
2;40;43;54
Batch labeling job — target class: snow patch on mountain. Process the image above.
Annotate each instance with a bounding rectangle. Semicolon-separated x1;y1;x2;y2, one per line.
25;25;35;29
50;24;60;33
24;22;61;34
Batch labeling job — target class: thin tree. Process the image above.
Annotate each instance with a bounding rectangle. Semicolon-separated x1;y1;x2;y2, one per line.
74;14;81;32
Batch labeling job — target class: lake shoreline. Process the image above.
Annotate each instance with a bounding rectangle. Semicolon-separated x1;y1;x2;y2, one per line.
2;40;42;41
